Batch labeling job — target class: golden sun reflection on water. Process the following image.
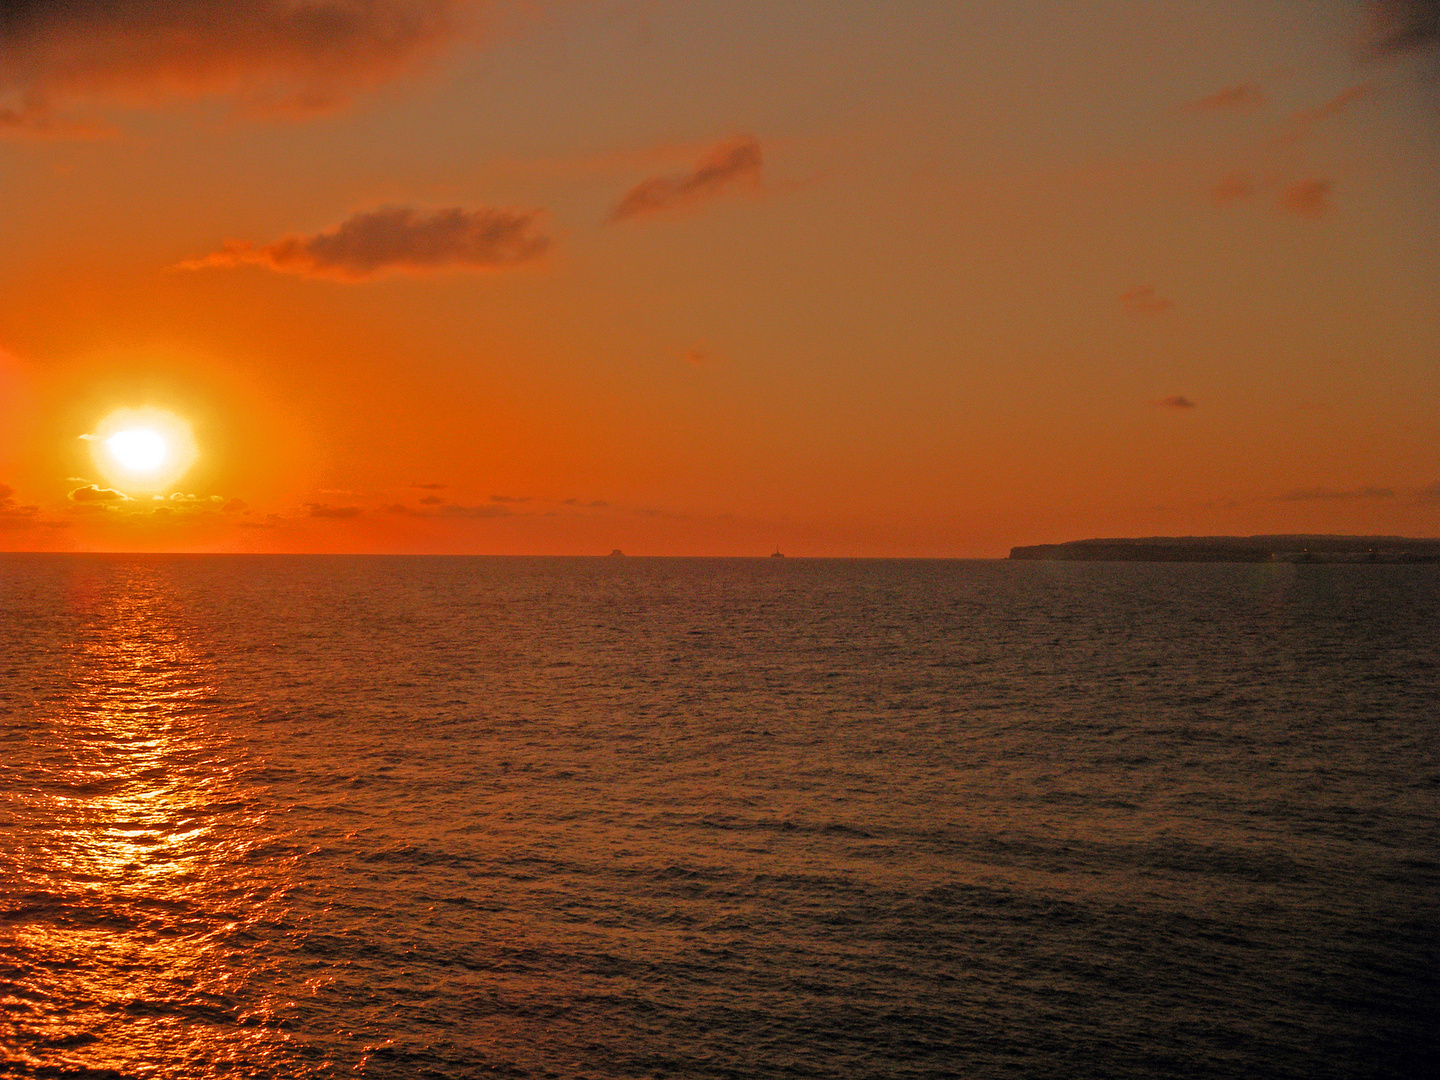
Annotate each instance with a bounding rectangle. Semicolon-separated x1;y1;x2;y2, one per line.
1;570;315;1078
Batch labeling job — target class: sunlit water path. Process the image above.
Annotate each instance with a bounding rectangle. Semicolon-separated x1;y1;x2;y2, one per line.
2;555;1436;1078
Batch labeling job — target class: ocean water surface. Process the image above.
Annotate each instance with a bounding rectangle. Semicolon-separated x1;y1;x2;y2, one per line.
1;554;1436;1079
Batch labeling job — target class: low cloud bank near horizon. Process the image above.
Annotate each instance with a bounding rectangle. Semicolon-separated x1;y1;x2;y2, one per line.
0;483;63;529
384;500;511;518
308;502;363;519
0;0;478;136
610;135;762;222
56;485;254;526
180;206;551;281
1274;485;1395;501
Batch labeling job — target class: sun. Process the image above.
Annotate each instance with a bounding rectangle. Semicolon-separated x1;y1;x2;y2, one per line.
106;429;168;473
87;408;199;492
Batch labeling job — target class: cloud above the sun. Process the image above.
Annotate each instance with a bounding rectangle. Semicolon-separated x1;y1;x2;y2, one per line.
0;0;482;136
1368;0;1440;58
610;135;763;223
179;205;551;281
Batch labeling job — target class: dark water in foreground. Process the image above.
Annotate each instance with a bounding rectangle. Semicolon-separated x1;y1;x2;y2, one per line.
0;554;1436;1079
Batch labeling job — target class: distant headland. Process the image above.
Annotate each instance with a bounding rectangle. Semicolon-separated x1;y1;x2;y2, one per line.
1009;535;1440;563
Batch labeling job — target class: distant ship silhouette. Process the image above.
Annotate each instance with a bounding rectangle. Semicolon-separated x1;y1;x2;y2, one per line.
770;549;785;558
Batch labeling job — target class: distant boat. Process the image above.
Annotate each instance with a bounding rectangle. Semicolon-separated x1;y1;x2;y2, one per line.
608;549;625;557
770;549;785;558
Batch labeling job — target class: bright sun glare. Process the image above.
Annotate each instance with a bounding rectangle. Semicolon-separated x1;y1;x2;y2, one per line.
106;429;168;473
87;408;199;492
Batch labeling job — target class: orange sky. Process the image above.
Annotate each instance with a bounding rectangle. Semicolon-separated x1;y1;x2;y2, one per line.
2;0;1437;556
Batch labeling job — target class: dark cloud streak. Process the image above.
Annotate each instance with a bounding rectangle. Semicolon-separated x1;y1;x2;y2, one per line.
1369;0;1440;57
610;135;762;223
0;0;475;136
181;206;550;281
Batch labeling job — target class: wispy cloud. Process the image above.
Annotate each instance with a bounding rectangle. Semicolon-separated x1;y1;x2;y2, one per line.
1291;84;1370;129
1280;179;1332;218
1184;83;1267;113
610;135;763;223
1210;172;1254;204
0;0;476;137
0;98;111;139
1250;84;1371;153
1154;395;1197;410
180;206;550;281
1120;286;1172;315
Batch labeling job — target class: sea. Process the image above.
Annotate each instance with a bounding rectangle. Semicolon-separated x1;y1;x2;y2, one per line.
0;554;1435;1080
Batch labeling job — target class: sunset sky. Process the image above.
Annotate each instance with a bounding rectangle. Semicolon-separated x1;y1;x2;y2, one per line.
1;0;1436;556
